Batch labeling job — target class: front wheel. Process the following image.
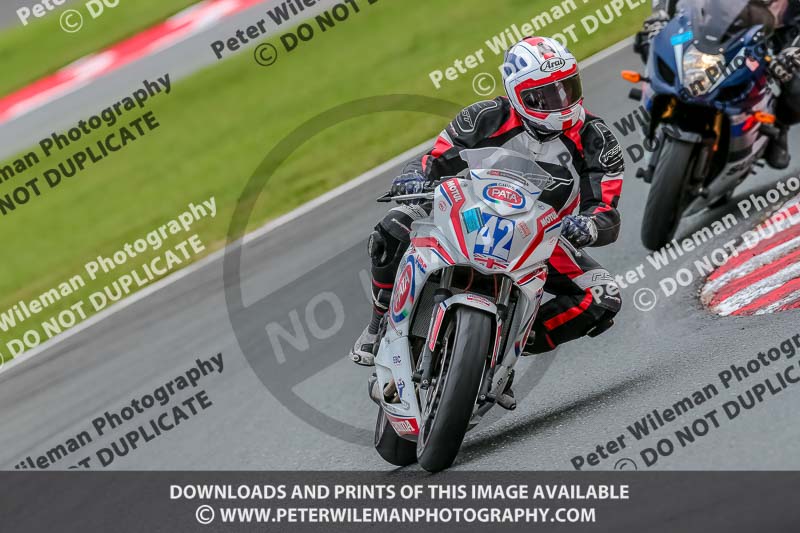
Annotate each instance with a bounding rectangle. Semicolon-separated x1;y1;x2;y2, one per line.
641;137;698;251
416;307;493;472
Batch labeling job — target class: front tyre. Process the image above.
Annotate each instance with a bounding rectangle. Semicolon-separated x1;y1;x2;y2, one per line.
416;307;493;472
641;137;697;251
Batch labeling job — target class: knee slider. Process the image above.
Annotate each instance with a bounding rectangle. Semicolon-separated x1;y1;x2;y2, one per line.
370;205;428;284
371;205;425;267
586;287;620;339
379;205;426;242
367;229;390;267
589;282;622;316
368;226;406;286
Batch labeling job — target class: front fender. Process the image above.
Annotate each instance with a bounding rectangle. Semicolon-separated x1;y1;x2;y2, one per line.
427;292;499;361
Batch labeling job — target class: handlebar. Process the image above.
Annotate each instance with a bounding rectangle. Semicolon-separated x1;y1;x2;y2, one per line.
376;192;436;203
376;174;474;204
376;179;443;203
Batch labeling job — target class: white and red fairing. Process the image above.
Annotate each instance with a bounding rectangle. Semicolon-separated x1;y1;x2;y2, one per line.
373;170;564;438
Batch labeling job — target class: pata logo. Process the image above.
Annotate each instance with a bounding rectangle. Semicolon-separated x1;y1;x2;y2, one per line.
486;185;524;207
392;263;413;315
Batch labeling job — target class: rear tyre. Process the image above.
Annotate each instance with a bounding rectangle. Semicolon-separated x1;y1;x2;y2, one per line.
374;408;417;467
416;307;492;472
641;137;697;251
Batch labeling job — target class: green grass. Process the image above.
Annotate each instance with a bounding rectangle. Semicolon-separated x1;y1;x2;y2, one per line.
0;0;648;358
0;0;200;97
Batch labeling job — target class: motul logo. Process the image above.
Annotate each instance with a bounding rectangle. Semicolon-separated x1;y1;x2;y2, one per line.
486;186;524;207
540;210;557;226
388;416;419;435
446;180;463;203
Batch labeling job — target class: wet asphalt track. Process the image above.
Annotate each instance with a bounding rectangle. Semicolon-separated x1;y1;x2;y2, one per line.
1;20;800;472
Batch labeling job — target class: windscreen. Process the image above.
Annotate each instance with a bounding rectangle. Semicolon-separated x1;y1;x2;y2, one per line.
682;0;775;52
459;148;553;190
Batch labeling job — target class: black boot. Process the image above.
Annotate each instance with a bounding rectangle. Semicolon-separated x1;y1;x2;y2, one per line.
350;284;392;366
765;125;791;170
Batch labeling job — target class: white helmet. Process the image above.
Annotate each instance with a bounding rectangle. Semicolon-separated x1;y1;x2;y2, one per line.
501;37;585;134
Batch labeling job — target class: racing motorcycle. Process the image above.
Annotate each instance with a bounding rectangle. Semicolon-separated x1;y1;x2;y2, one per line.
622;0;784;250
368;147;570;472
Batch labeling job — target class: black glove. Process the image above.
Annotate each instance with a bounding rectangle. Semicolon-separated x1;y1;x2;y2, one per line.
769;46;800;84
390;171;426;203
562;215;598;249
642;11;669;39
634;11;669;62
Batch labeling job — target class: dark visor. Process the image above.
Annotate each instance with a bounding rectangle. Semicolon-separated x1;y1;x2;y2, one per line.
520;74;583;112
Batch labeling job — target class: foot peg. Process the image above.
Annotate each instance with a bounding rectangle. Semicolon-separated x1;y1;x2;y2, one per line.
496;369;516;410
497;392;517;411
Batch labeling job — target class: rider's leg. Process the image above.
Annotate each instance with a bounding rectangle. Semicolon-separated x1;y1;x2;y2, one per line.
525;244;622;355
766;77;800;170
350;204;428;366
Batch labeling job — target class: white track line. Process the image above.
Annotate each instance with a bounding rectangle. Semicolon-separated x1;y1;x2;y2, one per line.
756;288;800;315
701;193;800;308
701;235;800;295
579;37;635;70
0;37;633;375
713;261;800;316
0;139;431;375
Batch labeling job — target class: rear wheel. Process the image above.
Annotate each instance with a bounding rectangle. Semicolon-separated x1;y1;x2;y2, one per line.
416;307;492;472
641;137;697;251
374;408;417;467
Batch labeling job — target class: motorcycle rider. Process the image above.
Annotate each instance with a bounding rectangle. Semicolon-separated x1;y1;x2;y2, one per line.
635;0;800;169
351;37;624;375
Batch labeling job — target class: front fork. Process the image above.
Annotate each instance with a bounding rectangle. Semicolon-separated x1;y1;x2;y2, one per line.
477;276;512;404
415;268;455;390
